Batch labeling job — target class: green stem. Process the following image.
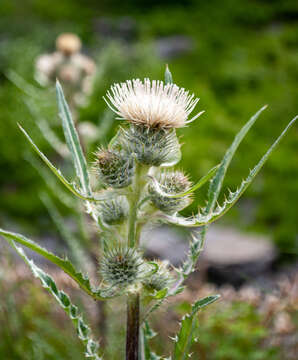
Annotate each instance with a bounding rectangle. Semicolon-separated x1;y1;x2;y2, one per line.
128;162;144;248
126;162;148;360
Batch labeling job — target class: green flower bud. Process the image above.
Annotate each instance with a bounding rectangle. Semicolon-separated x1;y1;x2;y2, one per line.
94;148;134;188
148;171;192;213
99;247;145;288
123;124;181;167
143;261;173;292
98;196;129;225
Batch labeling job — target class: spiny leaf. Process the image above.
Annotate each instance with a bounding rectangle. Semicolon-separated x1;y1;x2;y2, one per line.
149;164;219;198
7;240;102;360
56;80;91;197
164;115;297;227
141;322;163;360
173;295;220;360
0;228;110;300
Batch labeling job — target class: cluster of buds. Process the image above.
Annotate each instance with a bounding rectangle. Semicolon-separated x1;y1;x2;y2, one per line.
35;33;96;107
93;77;202;293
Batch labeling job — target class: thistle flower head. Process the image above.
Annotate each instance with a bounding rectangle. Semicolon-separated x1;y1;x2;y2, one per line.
148;171;193;213
105;78;203;128
99;247;145;288
94;148;134;188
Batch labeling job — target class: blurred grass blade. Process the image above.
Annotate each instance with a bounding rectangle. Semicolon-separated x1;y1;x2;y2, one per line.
6;69;40;98
56;80;91;196
206;105;267;213
173;295;220;360
26;153;74;208
8;240;102;360
40;192;89;271
0;228;108;300
18;124;97;202
149;164;219;198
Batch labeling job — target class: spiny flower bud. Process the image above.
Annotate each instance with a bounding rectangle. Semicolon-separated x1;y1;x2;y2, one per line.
99;247;145;288
143;261;173;292
123;124;181;166
94;148;134;188
98;196;128;225
148;171;193;213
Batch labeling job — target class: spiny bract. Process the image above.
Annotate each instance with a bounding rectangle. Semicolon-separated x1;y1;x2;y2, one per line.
123;124;181;166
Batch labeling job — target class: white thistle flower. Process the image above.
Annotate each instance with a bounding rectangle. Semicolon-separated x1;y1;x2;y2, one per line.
104;78;204;128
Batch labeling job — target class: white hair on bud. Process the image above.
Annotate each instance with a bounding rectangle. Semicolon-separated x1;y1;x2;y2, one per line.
104;78;203;128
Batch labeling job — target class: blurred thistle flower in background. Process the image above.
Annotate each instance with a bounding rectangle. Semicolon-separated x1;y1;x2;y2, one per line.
105;78;204;128
35;33;96;107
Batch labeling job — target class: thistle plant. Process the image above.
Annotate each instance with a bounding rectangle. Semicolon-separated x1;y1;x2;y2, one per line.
0;66;297;360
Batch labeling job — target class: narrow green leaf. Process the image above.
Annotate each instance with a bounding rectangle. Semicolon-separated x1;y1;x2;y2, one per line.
24;97;69;158
206;105;267;213
25;153;74;208
165;65;173;85
18;124;98;202
56;80;91;197
7;240;102;360
0;228;109;300
202;114;298;221
173;295;220;360
149;164;219;198
191;295;220;313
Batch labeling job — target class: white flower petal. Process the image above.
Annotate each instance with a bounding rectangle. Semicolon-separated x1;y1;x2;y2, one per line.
104;78;202;128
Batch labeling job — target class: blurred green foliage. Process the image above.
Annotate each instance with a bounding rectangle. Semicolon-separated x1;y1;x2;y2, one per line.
0;0;297;256
192;301;280;360
0;263;282;359
0;273;84;359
